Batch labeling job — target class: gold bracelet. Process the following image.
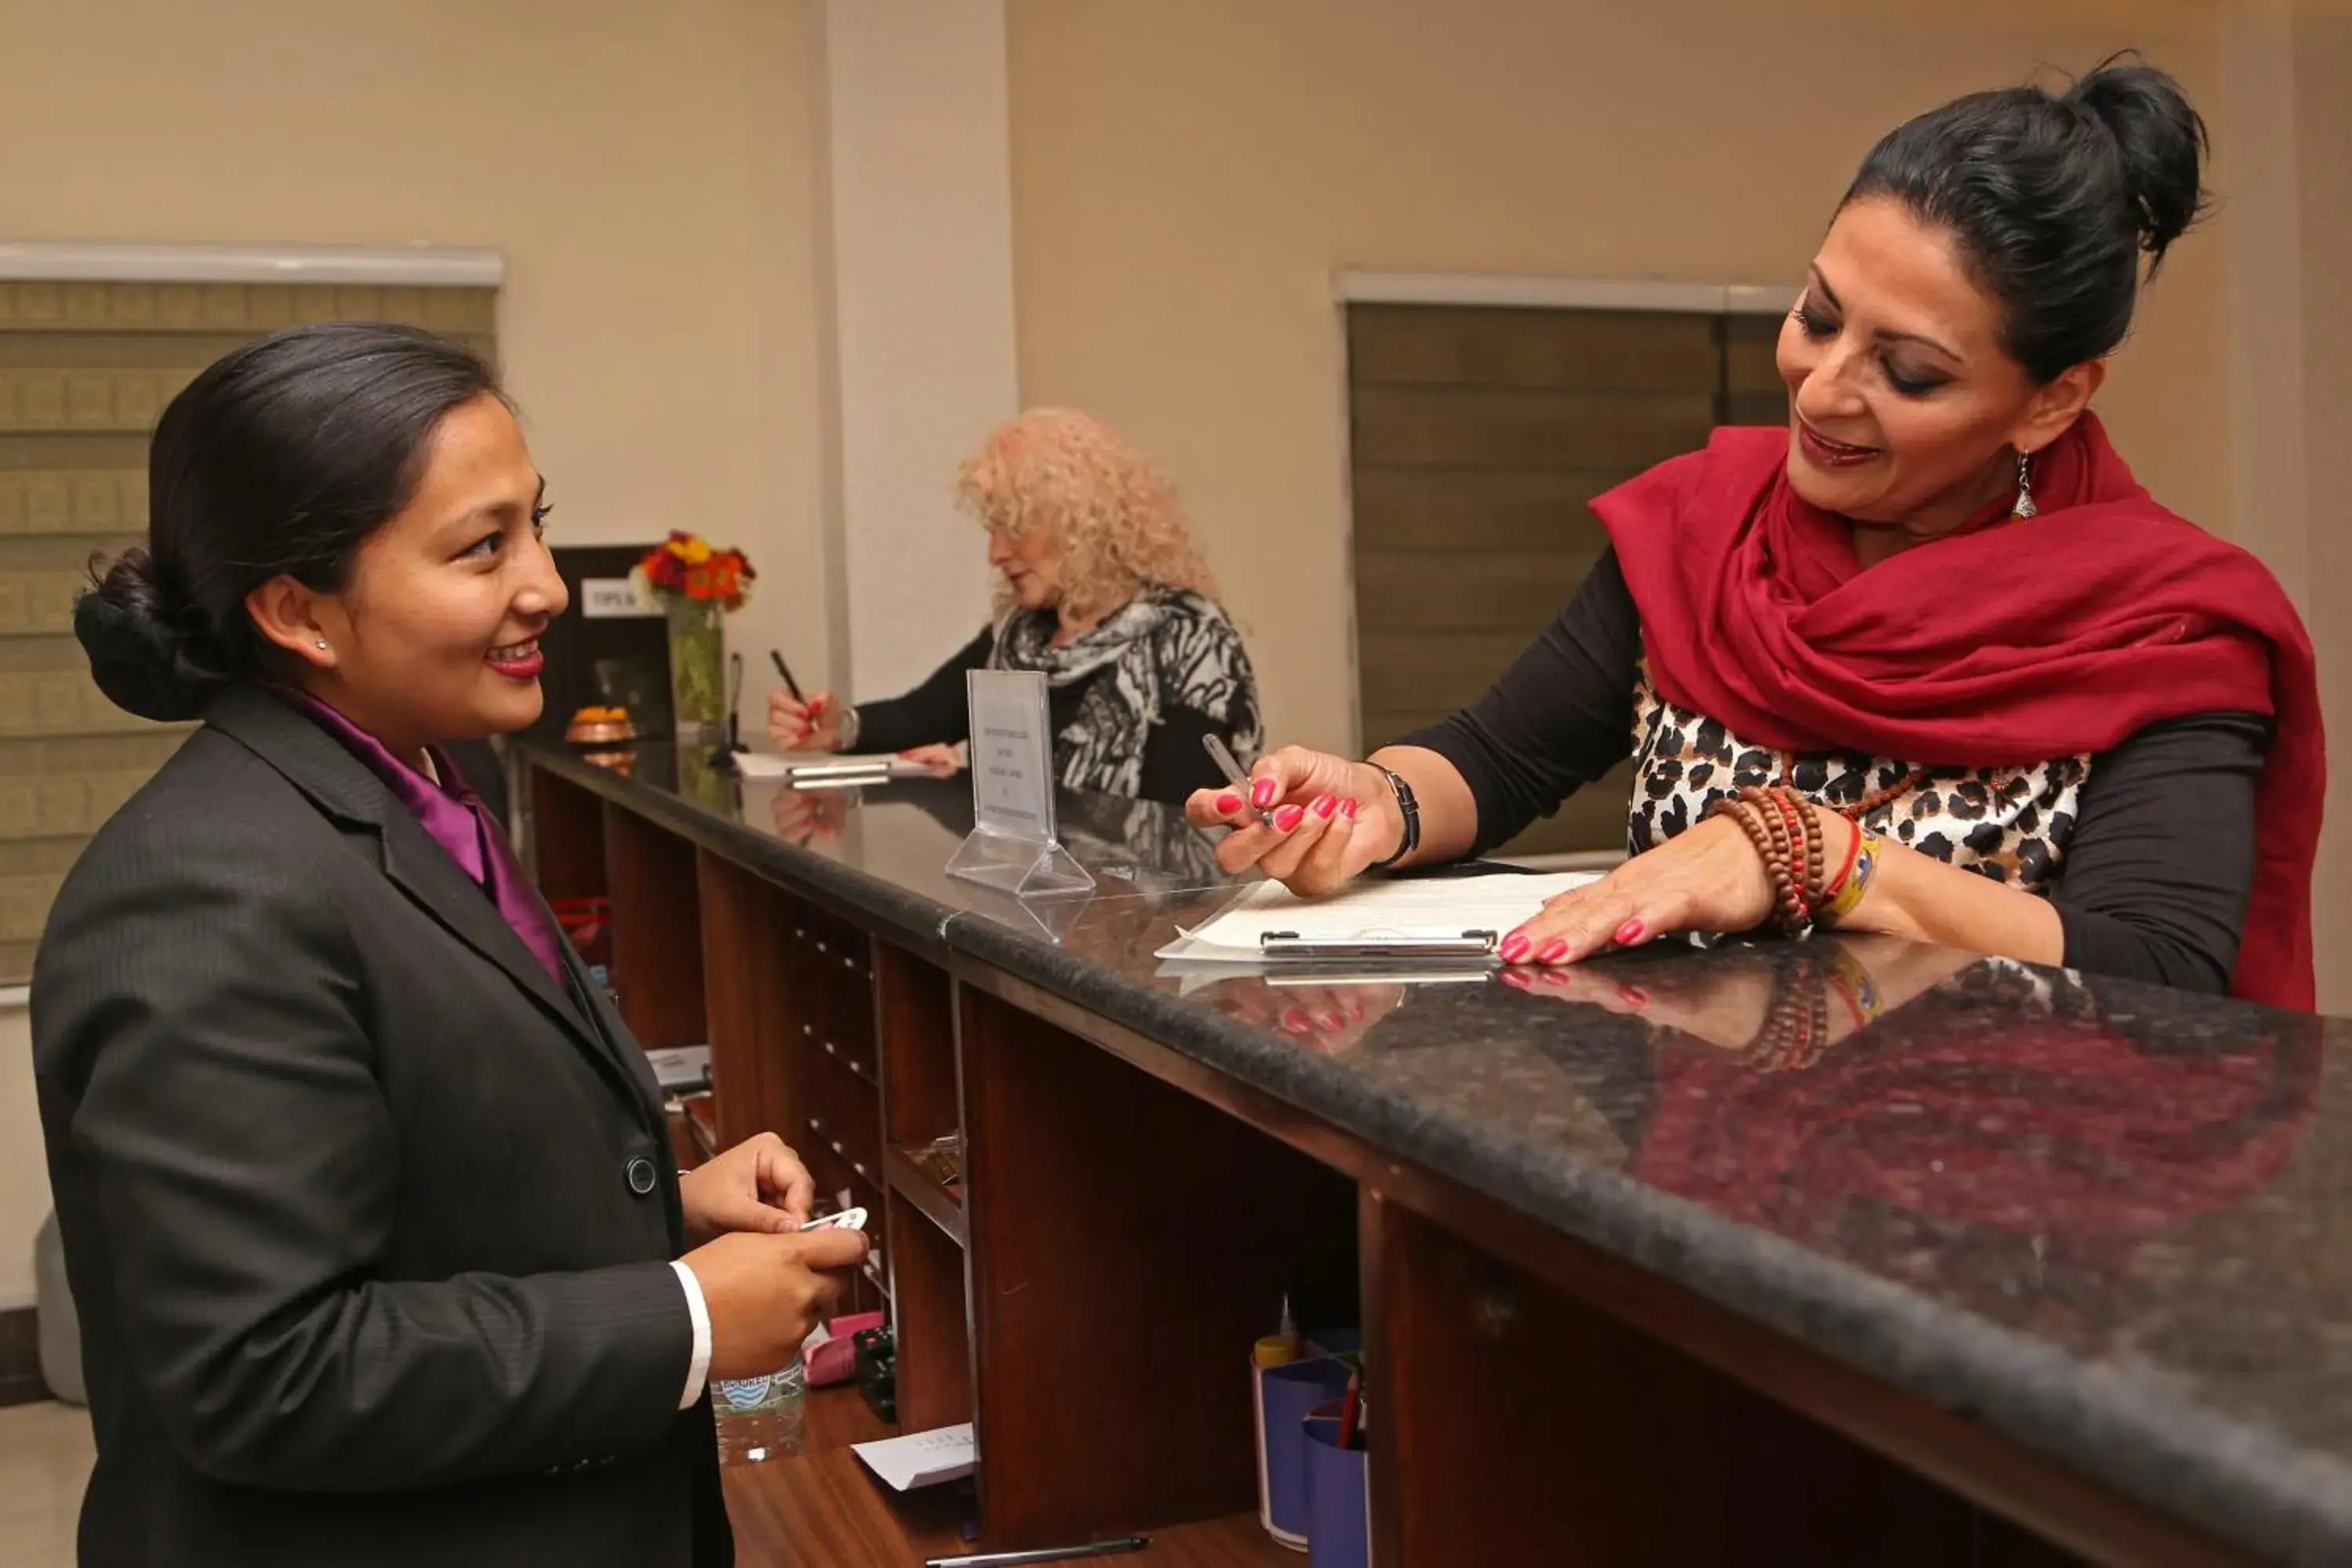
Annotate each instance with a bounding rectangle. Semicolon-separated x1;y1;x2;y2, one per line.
1816;829;1882;927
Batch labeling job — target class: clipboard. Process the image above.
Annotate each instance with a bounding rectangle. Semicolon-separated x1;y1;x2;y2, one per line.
1156;869;1598;968
1257;929;1497;961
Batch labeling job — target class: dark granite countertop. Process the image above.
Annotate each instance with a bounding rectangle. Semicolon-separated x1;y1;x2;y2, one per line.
521;740;2352;1564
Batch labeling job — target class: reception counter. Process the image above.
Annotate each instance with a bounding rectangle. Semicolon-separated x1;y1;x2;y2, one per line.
517;739;2352;1567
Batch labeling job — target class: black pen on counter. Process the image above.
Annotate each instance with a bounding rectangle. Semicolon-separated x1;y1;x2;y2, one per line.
924;1538;1147;1568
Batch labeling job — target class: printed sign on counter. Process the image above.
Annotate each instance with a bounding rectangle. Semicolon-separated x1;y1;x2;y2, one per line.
946;668;1092;899
967;668;1053;841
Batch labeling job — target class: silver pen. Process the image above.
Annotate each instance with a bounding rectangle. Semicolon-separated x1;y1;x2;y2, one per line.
924;1538;1148;1568
1201;733;1276;826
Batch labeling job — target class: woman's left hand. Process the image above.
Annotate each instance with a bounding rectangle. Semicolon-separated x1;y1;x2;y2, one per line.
1502;814;1791;966
679;1131;816;1245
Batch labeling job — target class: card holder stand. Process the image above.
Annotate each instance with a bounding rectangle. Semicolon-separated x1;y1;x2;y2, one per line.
945;825;1094;898
948;669;1096;899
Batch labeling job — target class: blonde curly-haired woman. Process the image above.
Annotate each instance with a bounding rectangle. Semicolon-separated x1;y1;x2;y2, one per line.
771;408;1262;805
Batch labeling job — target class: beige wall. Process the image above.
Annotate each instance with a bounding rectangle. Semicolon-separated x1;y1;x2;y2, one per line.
0;0;827;1310
0;0;829;695
812;0;1018;700
0;1007;39;1306
1004;0;2232;753
2215;0;2352;1007
2288;7;2352;1011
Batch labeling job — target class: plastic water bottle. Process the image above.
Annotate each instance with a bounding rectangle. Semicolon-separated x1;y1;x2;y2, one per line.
713;1356;807;1464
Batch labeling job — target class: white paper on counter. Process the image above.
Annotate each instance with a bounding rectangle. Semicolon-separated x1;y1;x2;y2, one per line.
851;1423;976;1491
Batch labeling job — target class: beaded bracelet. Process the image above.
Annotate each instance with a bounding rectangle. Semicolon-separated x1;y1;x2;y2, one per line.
1708;786;1816;935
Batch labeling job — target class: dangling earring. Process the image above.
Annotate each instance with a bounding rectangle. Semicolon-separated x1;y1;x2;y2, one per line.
2010;448;2038;521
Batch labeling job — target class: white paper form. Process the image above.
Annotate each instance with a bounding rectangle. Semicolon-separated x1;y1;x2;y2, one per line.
1155;870;1599;964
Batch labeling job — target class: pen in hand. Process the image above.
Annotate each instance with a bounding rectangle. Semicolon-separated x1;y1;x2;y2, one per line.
1202;733;1276;827
769;648;827;739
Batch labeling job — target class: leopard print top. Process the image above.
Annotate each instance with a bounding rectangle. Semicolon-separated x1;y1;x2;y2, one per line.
1628;662;2092;892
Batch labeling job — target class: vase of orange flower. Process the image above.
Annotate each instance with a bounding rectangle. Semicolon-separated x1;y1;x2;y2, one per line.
635;531;755;739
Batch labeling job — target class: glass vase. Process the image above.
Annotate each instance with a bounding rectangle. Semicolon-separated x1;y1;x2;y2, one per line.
664;594;727;740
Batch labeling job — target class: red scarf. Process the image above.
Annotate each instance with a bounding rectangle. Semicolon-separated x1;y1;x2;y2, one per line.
1595;414;2323;1010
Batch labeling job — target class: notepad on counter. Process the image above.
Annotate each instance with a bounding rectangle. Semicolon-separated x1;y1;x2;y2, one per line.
1156;869;1600;964
851;1423;976;1491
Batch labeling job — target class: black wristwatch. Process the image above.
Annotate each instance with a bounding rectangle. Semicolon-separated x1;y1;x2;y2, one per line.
1369;764;1420;870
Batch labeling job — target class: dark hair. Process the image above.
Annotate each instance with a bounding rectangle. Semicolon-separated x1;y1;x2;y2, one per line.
74;321;503;721
1842;54;2209;383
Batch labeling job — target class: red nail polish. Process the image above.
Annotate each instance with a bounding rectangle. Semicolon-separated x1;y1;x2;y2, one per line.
1500;967;1533;989
1311;793;1338;819
1215;793;1242;815
1498;932;1530;963
1251;777;1279;809
1273;804;1305;833
1537;938;1570;964
1616;919;1646;946
1281;1007;1313;1034
1340;797;1359;820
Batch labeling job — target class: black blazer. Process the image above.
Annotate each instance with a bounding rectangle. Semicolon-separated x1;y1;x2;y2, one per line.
31;687;730;1567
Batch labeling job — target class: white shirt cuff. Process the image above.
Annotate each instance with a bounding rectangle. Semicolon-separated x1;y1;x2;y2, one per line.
670;1260;713;1410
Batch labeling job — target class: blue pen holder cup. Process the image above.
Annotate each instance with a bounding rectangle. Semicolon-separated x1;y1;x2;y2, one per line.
1254;1358;1352;1548
1303;1414;1370;1568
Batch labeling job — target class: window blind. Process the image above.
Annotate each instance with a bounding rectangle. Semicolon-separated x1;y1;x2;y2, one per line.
1346;301;1791;858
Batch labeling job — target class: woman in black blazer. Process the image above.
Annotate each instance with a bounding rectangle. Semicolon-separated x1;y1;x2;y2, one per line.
31;323;863;1566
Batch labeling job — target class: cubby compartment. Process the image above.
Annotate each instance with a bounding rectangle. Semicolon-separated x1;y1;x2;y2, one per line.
885;1179;974;1436
601;804;705;1051
958;981;1356;1553
877;943;966;1247
529;769;608;897
528;769;612;975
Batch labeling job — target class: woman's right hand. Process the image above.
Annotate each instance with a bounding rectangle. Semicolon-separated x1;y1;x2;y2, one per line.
768;690;841;752
682;1227;870;1380
1184;745;1400;896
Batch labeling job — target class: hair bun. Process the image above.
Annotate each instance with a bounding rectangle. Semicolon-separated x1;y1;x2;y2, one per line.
2066;56;2209;273
73;549;219;723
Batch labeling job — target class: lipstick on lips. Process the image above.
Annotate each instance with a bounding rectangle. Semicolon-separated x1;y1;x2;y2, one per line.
485;637;543;680
1796;418;1882;469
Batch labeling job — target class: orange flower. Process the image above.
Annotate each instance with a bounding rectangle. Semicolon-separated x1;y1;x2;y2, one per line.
637;532;753;609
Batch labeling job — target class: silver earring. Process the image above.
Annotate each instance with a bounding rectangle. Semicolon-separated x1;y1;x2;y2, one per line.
314;639;330;651
2010;448;2037;520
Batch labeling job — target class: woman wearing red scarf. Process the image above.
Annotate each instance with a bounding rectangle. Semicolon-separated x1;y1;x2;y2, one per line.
1191;58;2322;1008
